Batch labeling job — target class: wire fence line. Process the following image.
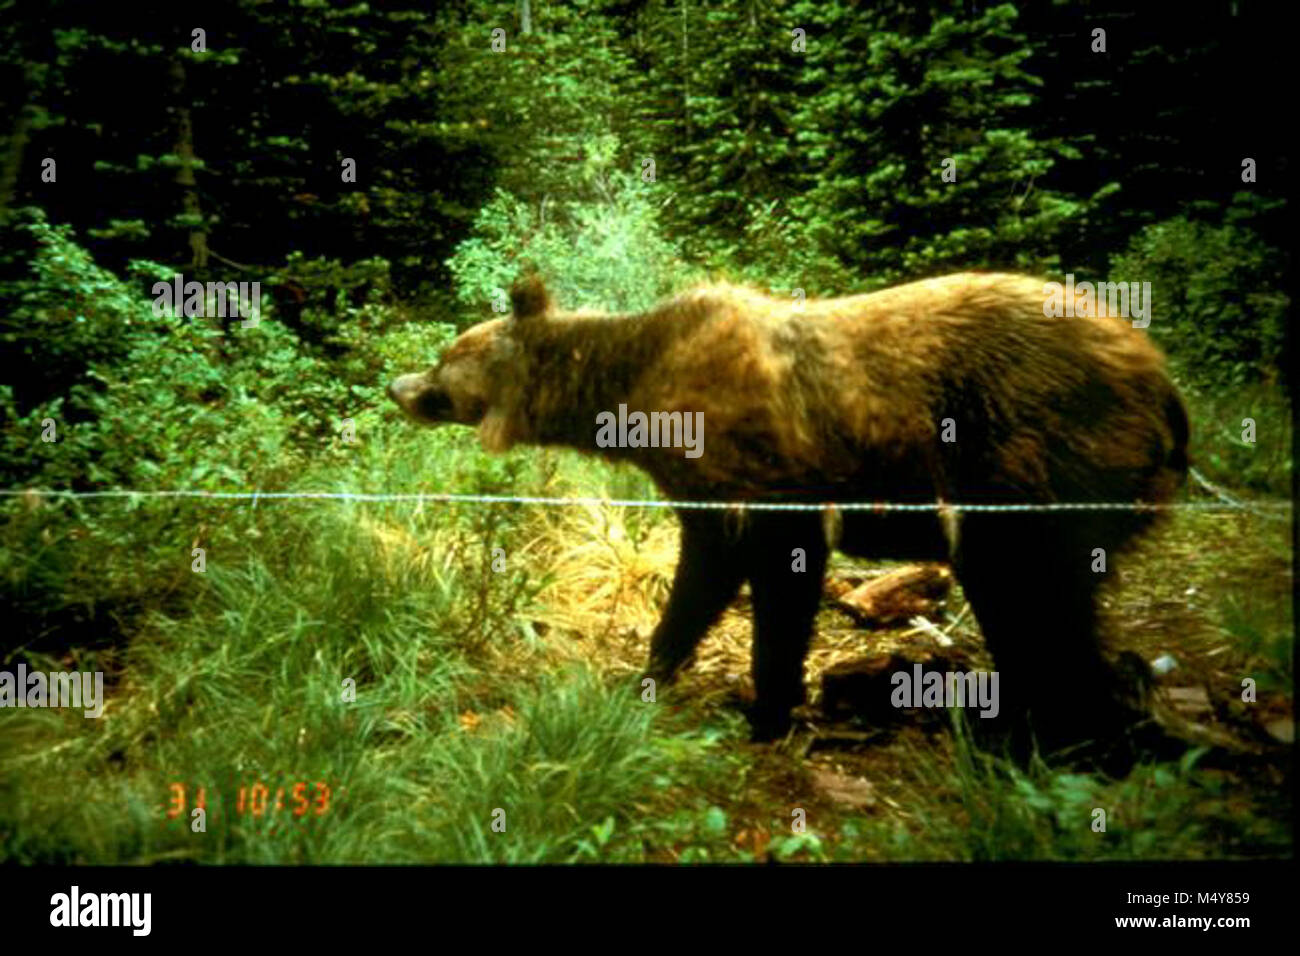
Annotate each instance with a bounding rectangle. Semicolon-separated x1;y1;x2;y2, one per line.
1188;466;1249;508
0;486;1290;516
1187;467;1291;521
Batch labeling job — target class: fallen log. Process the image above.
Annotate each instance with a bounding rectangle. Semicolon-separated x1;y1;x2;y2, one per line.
832;564;953;627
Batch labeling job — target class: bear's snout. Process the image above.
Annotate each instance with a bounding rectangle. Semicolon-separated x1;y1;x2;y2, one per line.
388;373;450;424
387;372;423;407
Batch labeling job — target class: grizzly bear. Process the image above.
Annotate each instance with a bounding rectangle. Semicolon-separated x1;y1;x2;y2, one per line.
389;272;1189;749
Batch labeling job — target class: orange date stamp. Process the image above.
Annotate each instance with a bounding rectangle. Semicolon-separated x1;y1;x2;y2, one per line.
163;780;338;833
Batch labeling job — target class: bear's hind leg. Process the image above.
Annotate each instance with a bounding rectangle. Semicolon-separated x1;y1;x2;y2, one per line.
746;513;829;741
956;514;1135;756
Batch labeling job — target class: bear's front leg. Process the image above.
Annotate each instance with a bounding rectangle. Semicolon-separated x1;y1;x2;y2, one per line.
645;510;746;688
746;513;829;741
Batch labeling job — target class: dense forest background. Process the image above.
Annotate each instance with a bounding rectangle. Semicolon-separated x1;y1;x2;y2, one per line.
0;1;1292;865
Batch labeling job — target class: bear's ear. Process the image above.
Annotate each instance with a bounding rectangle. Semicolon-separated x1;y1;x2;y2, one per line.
510;273;550;321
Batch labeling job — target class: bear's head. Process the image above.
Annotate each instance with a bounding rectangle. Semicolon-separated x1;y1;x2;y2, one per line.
387;274;551;451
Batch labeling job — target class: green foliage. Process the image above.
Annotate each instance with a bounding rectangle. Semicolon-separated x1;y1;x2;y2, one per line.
627;1;1103;286
1109;203;1289;388
455;2;643;207
0;450;725;863
276;252;396;339
0;209;143;417
1180;379;1290;496
632;0;808;256
886;715;1275;861
1218;592;1293;693
789;3;1100;283
0;214;429;494
725;198;856;295
447;162;694;315
0;256;312;493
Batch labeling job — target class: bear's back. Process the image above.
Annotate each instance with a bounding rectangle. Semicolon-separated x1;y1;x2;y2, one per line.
627;273;1178;500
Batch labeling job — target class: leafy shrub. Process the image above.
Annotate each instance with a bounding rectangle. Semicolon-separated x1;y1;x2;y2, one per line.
710;198;858;297
0;208;145;423
0;212;405;492
1109;201;1289;389
1181;379;1290;496
447;163;695;317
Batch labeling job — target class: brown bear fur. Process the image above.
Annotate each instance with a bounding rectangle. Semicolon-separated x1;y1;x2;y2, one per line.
389;272;1189;748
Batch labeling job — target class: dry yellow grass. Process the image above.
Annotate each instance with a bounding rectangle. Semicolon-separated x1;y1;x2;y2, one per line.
516;497;976;702
351;497;1290;750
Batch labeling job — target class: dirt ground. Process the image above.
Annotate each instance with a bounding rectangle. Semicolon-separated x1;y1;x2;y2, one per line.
520;498;1293;859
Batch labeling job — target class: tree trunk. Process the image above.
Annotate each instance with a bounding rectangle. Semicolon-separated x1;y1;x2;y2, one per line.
0;24;39;223
0;90;31;222
168;56;208;269
681;0;692;140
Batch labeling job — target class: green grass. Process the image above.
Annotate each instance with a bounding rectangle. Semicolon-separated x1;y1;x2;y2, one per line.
0;425;728;864
1177;373;1292;496
872;718;1248;862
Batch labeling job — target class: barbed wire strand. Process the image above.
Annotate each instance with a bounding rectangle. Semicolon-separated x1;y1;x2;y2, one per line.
1187;466;1290;522
0;487;1290;515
